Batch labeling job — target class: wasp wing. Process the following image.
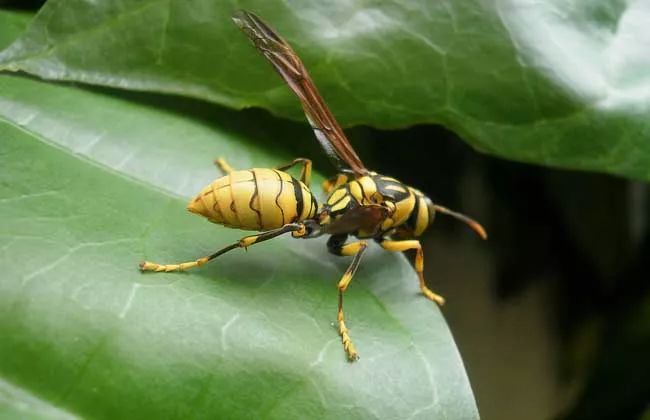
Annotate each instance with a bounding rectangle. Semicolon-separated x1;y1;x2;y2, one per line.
232;10;368;176
321;204;389;236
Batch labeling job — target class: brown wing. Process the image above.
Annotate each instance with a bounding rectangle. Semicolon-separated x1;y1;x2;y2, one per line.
321;204;389;236
232;10;368;176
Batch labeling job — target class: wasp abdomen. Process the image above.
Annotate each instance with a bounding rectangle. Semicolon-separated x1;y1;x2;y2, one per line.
187;168;317;231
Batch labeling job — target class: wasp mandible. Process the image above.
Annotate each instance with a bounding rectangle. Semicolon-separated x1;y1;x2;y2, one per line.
140;10;487;361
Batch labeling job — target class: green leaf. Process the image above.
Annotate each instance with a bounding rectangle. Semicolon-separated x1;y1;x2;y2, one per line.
1;1;649;181
0;76;478;420
0;9;32;51
0;41;478;420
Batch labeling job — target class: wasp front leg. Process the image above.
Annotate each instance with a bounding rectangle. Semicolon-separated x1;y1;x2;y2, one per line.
377;239;445;306
140;223;308;272
328;235;369;361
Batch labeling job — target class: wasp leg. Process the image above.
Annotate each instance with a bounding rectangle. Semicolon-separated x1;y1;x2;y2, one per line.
139;223;307;272
214;157;235;175
322;174;349;194
378;239;445;306
275;158;312;187
328;235;368;361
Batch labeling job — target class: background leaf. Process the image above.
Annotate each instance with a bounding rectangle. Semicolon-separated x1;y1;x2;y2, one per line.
1;1;649;180
0;11;479;418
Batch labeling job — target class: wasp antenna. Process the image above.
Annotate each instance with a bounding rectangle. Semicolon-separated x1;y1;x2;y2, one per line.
433;205;487;240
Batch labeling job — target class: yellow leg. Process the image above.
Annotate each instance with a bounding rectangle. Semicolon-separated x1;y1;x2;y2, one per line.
276;158;312;187
322;174;349;194
139;223;307;273
214;157;235;175
334;240;368;361
378;239;445;306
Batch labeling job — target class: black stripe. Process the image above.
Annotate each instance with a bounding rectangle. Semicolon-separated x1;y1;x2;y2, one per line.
249;170;262;228
307;192;313;217
373;175;410;202
272;170;286;224
290;176;304;220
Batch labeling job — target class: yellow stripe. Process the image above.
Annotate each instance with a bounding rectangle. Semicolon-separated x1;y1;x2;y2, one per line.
274;170;298;223
385;185;407;193
330;195;351;213
203;183;223;223
328;187;347;204
254;168;284;229
348;181;363;203
276;185;298;223
300;185;312;220
393;193;416;226
381;176;399;182
230;170;260;230
415;197;429;236
357;176;377;202
214;179;238;226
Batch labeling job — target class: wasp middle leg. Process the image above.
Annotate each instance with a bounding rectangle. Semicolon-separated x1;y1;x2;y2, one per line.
140;223;307;272
377;238;445;306
328;235;368;361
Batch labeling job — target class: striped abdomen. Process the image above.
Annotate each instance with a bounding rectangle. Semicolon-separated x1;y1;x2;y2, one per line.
187;168;318;231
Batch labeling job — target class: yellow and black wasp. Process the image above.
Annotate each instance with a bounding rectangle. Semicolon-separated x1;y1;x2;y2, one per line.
140;10;487;361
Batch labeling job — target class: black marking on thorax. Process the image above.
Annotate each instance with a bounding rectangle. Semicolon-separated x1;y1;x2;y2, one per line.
372;175;411;203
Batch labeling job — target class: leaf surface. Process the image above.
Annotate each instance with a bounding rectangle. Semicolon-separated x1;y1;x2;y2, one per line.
0;11;478;419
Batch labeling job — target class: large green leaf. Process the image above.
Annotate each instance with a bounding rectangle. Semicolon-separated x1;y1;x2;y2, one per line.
0;9;31;51
0;16;479;420
1;1;649;181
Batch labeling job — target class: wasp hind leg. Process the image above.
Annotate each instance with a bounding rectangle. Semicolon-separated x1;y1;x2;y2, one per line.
378;239;445;306
328;235;369;361
139;223;308;272
214;157;235;175
275;158;312;187
215;157;312;186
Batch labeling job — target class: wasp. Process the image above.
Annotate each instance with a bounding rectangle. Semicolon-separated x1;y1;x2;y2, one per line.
140;10;487;361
